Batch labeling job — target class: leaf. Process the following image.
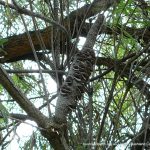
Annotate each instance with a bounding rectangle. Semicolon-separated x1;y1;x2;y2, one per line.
0;102;9;124
0;39;8;46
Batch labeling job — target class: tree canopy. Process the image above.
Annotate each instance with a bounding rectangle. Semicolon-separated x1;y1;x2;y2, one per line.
0;0;150;149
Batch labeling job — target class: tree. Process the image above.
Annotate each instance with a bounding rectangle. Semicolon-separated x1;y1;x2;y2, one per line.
0;0;150;149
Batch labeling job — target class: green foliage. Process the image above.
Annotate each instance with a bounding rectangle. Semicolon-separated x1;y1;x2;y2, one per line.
0;0;149;149
76;144;87;150
0;38;8;45
0;102;9;125
0;85;3;94
0;38;8;55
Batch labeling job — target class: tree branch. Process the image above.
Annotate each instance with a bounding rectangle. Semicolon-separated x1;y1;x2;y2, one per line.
95;56;150;102
0;0;120;63
131;116;150;150
54;14;104;123
0;64;49;128
5;69;65;74
0;0;68;35
0;64;67;149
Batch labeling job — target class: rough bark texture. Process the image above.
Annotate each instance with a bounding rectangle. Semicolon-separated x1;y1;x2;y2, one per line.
54;15;104;123
0;1;118;149
0;65;48;127
0;0;149;149
0;64;66;149
0;0;120;63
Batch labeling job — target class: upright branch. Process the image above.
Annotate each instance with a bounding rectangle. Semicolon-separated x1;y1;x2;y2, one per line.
52;0;61;88
54;14;104;123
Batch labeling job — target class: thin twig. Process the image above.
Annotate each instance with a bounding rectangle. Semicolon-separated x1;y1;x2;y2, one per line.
0;0;70;38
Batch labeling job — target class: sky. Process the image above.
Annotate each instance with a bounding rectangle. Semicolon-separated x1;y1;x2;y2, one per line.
0;1;144;148
5;76;57;150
